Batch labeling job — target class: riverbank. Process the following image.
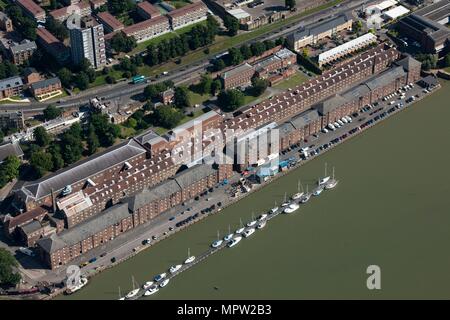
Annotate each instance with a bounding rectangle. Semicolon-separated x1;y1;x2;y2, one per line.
61;80;450;299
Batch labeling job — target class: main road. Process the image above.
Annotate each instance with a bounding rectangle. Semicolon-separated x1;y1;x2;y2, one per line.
0;0;373;112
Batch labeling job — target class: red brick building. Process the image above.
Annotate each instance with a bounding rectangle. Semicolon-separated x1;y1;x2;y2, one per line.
221;63;255;90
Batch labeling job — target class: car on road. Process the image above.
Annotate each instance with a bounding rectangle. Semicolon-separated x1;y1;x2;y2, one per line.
169;216;175;221
152;235;158;240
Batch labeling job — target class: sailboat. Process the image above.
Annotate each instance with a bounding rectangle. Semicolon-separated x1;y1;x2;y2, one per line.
224;225;233;241
118;287;125;300
184;248;195;264
300;185;311;203
125;276;139;299
319;162;331;185
211;230;223;248
246;212;257;227
292;180;304;200
313;178;324;196
270;201;278;213
281;192;290;207
235;218;245;234
325;167;339;189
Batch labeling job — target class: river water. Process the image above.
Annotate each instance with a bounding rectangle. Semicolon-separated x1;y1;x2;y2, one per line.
63;80;450;299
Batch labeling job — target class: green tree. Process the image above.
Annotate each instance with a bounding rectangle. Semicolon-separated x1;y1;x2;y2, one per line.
75;72;89;90
0;248;21;287
57;68;72;88
285;0;296;9
353;20;363;34
217;89;245;112
0;156;20;187
240;45;253;60
45;18;68;41
223;16;239;36
43;105;62;121
152;106;184;129
228;48;244;66
212;59;226;71
251;78;269;96
86;125;100;155
211;79;222;96
33;126;51;147
174;86;191;109
30;151;53;177
110;32;137;53
198;74;213;95
48;144;64;171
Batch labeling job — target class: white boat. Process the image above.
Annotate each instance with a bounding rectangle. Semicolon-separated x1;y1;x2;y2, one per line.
300;185;311;203
281;202;290;207
284;203;299;213
159;279;170;288
313;186;324;196
246;220;257;227
228;236;242;248
184;248;195;264
292;192;303;200
243;228;255;238
144;285;159;296
65;277;88;294
118;287;125;300
125;276;139;299
319;163;331;185
142;281;154;290
257;221;266;229
235;227;245;234
258;213;268;221
224;233;234;241
211;239;223;248
325;167;338;189
169;265;182;274
184;256;195;264
154;273;167;282
270;206;278;213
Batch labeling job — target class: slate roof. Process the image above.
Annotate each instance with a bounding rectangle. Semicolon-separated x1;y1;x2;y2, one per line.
315;95;348;115
173;165;216;189
289;13;352;41
0;142;24;162
289;109;320;129
0;76;23;90
222;63;254;79
19;220;42;235
21;139;146;200
30;77;61;90
364;66;406;91
127;179;181;212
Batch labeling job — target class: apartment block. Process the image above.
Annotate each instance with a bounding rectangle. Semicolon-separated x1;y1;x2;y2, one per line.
137;1;161;20
16;0;46;22
167;2;209;30
122;16;171;43
96;12;124;33
9;40;37;65
0;76;24;99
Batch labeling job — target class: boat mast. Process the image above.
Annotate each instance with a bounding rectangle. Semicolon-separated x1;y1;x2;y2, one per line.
332;167;335;180
131;276;135;291
325;162;328;177
119;286;122;299
187;247;190;258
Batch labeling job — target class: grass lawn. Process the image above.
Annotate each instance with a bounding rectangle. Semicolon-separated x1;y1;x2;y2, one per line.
90;69;124;87
272;72;309;90
188;90;211;106
153;107;208;135
166;0;190;9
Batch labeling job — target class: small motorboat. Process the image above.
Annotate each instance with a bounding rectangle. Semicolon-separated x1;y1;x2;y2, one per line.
154;273;166;282
257;221;266;229
184;256;196;264
270;207;278;213
144;285;159;296
65;277;88;294
228;236;242;248
159;279;170;288
281;202;290;207
258;213;268;221
313;187;324;196
235;227;245;234
242;228;255;238
142;281;153;290
169;265;182;274
246;220;257;227
284;203;299;213
211;239;223;248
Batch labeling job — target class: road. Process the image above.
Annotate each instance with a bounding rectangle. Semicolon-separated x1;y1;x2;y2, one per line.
0;0;373;113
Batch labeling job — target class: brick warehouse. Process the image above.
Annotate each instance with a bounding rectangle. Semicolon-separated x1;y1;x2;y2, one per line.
36;164;232;269
5;43;422;269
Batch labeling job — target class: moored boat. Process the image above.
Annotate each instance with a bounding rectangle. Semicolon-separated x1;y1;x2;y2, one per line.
144;285;159;296
243;228;255;238
284;203;299;213
159;279;170;288
65;277;88;295
257;221;266;229
142;281;154;290
169;265;182;274
228;236;242;247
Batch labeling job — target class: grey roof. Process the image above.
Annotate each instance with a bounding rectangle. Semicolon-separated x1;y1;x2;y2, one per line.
21;139;146;200
289;13;351;41
127;179;181;212
364;66;406;91
289;109;320;129
277;122;296;136
420;75;439;86
30;77;61;90
315;95;348;115
36;233;65;253
395;55;422;72
9;40;37;54
222;63;254;79
341;84;371;102
0;76;23;90
0;142;24;162
38;202;131;253
134;130;164;146
174;164;216;189
399;14;450;43
23;67;38;77
415;0;450;22
19;220;42;235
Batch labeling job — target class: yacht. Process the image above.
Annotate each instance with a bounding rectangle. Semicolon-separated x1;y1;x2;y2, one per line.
313;186;324;196
319;163;331;185
65;277;88;295
235;227;245;234
300;185;311;203
246;220;257;227
154;273;167;282
257;221;266;229
184;248;195;264
118;287;125;300
243;228;255;238
142;281;154;290
292;180;304;200
281;202;290;207
224;233;234;241
159;279;170;288
270;204;278;213
284;203;299;213
228;236;242;248
258;213;268;221
144;285;159;296
325;167;338;190
211;239;223;248
125;276;139;299
169;265;182;274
